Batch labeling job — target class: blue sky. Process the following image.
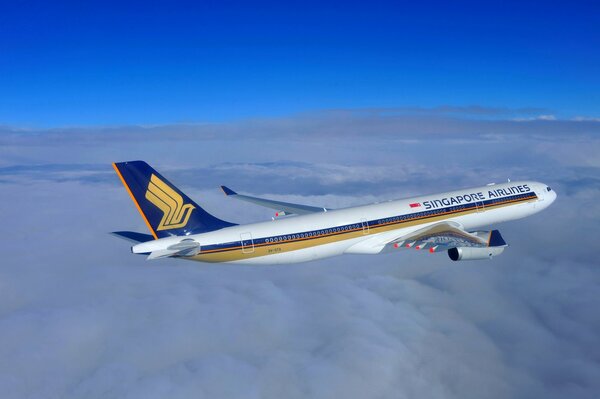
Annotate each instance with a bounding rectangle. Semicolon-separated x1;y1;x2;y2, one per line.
1;0;598;126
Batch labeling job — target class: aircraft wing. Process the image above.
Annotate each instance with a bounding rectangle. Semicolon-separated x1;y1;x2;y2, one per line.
383;221;507;253
220;186;330;215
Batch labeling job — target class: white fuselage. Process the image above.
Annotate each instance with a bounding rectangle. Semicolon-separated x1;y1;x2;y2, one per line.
132;181;556;264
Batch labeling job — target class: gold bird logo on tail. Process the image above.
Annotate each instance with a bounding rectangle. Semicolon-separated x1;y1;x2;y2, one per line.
145;174;195;230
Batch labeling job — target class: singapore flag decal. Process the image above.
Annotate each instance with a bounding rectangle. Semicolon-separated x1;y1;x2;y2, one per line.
409;202;421;208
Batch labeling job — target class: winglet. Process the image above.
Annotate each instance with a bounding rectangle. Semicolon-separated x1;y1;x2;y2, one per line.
488;230;507;247
220;185;237;196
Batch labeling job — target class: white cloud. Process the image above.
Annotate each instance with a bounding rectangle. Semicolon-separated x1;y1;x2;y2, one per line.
572;116;600;122
0;112;599;398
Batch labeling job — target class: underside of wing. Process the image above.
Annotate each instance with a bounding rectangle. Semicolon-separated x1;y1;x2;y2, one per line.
383;221;507;255
346;221;507;258
220;185;329;216
385;221;483;252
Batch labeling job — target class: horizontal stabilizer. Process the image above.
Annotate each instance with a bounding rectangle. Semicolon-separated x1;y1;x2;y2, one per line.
220;185;329;215
146;240;200;260
111;231;155;243
147;249;183;260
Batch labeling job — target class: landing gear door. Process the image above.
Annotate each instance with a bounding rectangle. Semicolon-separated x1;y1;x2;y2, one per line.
240;232;254;254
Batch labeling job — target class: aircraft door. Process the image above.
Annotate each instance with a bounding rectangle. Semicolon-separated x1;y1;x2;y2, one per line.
240;232;254;254
361;218;370;235
536;188;545;202
475;200;485;212
533;187;545;209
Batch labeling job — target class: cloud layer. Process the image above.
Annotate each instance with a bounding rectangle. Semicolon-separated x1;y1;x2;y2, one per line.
1;111;599;398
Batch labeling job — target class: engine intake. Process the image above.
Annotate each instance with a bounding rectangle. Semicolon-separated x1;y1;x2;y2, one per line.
448;246;505;261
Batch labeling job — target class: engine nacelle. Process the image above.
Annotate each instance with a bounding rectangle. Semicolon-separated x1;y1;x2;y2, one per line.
448;246;505;261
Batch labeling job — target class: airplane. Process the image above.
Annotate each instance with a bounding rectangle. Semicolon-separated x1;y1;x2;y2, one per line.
112;161;557;264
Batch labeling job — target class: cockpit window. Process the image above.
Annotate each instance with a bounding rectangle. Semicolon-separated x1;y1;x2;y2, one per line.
547;187;552;192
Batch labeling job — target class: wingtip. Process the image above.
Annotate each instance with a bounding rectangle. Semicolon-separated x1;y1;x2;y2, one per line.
220;185;237;196
489;230;507;247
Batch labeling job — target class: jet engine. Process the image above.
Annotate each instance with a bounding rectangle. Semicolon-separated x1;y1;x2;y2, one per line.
448;246;505;261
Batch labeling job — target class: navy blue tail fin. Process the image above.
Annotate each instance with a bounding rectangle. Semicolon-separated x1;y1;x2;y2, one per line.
113;161;236;239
